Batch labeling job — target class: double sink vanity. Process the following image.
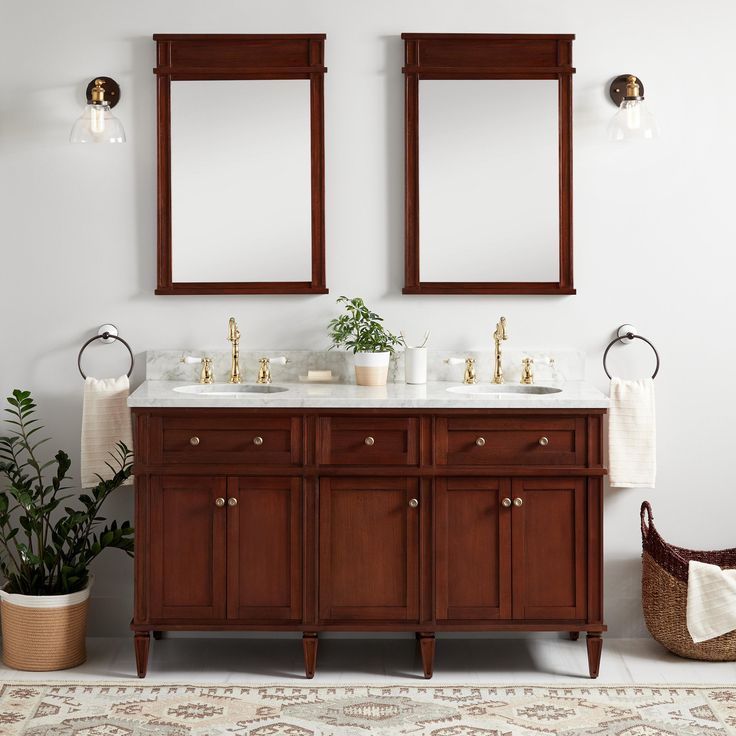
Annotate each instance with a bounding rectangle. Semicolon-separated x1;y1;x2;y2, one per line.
128;28;605;681
128;342;609;680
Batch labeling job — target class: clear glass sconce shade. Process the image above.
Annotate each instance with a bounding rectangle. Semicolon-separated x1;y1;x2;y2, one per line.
607;99;658;141
70;103;126;143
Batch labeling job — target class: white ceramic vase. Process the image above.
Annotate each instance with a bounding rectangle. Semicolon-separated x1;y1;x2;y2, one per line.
354;352;390;386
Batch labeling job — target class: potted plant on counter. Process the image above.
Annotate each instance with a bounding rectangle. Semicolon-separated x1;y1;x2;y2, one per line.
0;390;134;671
328;296;403;386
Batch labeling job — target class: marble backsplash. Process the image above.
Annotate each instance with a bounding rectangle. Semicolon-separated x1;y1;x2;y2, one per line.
146;348;585;385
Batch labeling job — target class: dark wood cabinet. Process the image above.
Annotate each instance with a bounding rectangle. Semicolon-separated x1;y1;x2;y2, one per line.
226;477;302;623
132;408;606;680
511;478;587;621
435;477;511;622
319;477;420;622
149;475;227;622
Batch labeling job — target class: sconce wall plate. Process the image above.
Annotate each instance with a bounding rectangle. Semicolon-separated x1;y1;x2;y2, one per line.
609;74;644;106
85;76;120;108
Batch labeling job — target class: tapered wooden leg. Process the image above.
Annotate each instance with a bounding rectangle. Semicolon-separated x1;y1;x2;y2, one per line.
152;631;163;640
569;631;580;641
134;632;150;678
586;633;603;678
303;633;318;679
418;633;435;679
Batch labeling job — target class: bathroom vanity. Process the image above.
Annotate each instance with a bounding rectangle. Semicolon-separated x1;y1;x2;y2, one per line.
128;380;607;679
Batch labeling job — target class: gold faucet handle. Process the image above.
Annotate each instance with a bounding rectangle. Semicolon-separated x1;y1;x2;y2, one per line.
445;357;477;384
520;357;534;385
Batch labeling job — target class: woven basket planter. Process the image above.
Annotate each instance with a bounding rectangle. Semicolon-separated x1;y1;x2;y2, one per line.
641;501;736;661
0;580;91;671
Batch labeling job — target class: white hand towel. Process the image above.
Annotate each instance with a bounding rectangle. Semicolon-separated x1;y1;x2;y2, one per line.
80;375;134;488
608;377;656;488
687;560;736;643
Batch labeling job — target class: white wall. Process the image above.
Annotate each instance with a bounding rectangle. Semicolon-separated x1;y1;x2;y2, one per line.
1;0;734;638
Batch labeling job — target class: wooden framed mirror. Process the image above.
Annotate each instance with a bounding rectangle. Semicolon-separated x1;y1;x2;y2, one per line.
154;34;327;295
402;33;575;295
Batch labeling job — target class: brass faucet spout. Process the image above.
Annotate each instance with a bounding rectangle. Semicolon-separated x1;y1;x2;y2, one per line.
492;316;508;384
227;317;241;384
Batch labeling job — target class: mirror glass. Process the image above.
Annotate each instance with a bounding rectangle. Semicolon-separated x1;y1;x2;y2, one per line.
170;79;312;283
418;79;559;283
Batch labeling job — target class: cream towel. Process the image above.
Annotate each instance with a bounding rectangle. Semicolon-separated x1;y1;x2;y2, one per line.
687;560;736;643
80;375;133;488
608;378;656;488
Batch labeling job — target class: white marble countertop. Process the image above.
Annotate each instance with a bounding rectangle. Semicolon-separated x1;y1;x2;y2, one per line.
128;380;609;410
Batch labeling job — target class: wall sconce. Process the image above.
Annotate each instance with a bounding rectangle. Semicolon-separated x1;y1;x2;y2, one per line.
607;74;658;141
70;77;126;144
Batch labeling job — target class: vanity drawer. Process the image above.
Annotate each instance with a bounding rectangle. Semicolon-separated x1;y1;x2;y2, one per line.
318;417;419;466
436;416;585;466
152;415;302;465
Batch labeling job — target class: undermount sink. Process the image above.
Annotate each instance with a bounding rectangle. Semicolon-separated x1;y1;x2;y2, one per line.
174;383;289;396
447;384;562;396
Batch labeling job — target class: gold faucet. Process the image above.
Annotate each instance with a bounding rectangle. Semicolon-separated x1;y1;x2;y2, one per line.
520;357;534;385
492;316;508;384
227;317;241;384
463;358;477;385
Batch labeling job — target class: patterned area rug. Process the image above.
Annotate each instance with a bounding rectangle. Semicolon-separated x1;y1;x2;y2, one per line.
0;683;734;735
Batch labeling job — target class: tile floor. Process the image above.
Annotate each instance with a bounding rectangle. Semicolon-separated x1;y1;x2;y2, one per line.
0;636;734;684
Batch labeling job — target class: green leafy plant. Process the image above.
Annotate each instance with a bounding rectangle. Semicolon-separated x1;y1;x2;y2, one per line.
327;296;403;354
0;390;134;596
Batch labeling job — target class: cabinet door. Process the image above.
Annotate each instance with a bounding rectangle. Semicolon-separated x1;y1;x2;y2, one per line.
511;478;587;620
436;478;511;621
149;476;227;621
319;477;419;622
226;477;302;622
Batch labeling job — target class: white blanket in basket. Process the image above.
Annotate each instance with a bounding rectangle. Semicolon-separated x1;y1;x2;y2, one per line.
686;560;736;643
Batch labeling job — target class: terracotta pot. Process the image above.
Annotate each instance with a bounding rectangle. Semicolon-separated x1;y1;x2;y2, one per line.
354;352;390;386
0;578;92;671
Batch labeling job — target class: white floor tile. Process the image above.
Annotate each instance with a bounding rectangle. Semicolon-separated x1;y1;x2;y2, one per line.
0;636;734;685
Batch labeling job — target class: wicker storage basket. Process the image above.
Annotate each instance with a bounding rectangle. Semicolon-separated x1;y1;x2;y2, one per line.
641;501;736;661
0;581;91;671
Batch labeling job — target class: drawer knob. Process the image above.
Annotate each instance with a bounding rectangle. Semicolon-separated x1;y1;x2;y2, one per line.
253;436;264;446
513;497;523;507
538;436;549;446
501;497;512;508
475;437;486;447
215;497;225;508
189;436;200;446
409;498;419;509
364;436;375;446
228;497;238;507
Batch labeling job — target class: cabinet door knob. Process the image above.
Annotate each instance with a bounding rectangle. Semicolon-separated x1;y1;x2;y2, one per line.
228;497;238;507
215;497;225;507
190;436;200;446
409;498;419;508
501;497;512;508
513;497;523;507
364;436;375;446
253;436;264;446
538;436;549;446
475;437;486;447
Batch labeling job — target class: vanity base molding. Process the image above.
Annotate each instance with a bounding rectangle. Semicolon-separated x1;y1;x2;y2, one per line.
131;407;606;679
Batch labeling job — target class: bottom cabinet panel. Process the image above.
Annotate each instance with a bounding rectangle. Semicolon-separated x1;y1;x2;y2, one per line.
319;477;419;622
436;478;512;621
511;478;587;620
149;476;227;621
226;477;302;622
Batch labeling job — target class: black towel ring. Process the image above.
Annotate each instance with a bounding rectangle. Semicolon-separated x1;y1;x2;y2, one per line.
78;331;135;379
603;331;659;380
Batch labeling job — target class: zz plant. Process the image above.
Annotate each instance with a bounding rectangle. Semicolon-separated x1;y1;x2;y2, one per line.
0;390;134;596
327;296;403;354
